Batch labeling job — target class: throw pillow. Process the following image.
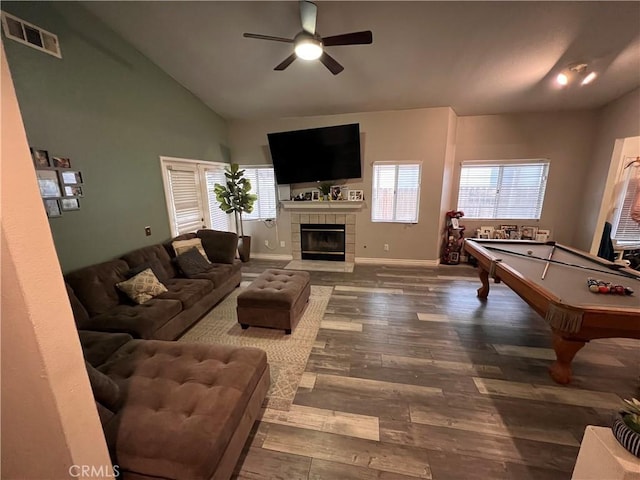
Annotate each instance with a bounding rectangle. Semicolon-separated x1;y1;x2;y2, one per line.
175;247;212;278
172;238;211;263
116;268;167;304
197;230;238;264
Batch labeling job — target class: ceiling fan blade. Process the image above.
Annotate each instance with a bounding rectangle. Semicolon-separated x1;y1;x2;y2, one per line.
319;51;344;75
274;53;297;71
322;30;373;47
300;1;317;35
243;33;294;43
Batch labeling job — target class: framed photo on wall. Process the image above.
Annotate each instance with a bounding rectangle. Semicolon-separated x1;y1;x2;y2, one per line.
60;198;80;211
36;170;62;197
31;148;50;168
52;156;71;168
44;199;61;217
64;185;83;197
60;170;83;185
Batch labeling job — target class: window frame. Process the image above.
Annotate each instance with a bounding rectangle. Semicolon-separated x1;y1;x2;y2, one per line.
456;159;550;220
371;161;422;224
240;165;277;221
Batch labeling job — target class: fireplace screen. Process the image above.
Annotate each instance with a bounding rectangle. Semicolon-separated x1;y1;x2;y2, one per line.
300;224;346;261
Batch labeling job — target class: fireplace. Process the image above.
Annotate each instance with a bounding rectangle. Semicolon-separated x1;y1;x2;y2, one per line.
300;224;346;261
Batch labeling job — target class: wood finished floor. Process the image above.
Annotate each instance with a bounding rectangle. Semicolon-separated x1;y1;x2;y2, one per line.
232;260;639;480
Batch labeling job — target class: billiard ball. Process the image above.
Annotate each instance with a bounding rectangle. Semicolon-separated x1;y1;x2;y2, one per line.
599;285;610;293
589;284;600;293
527;250;533;255
625;287;634;295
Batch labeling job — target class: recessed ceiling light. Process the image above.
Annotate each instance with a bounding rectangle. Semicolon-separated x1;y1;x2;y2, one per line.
556;72;569;86
581;72;597;85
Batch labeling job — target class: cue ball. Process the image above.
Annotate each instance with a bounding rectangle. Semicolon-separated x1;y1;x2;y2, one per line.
589;284;600;293
527;250;533;255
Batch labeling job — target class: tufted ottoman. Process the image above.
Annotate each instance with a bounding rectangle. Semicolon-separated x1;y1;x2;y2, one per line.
237;269;311;334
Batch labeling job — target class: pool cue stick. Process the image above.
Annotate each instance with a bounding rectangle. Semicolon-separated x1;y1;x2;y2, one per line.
541;242;556;280
480;245;638;280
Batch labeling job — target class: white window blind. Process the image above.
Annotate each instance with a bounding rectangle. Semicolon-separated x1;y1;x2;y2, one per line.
166;167;203;235
612;163;640;246
458;161;549;219
242;167;277;221
371;163;421;223
205;168;231;231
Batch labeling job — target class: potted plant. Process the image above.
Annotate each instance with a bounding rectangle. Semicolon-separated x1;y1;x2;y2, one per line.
214;163;257;262
612;398;640;457
317;182;332;201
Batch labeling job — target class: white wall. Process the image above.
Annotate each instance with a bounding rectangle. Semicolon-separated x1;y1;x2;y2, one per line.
229;107;453;262
574;88;640;252
1;44;111;478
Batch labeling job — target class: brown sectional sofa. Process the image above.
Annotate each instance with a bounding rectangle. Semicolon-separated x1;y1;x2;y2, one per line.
73;230;272;479
65;230;241;340
80;330;269;480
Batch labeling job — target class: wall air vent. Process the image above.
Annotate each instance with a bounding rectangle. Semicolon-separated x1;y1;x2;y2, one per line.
1;11;61;59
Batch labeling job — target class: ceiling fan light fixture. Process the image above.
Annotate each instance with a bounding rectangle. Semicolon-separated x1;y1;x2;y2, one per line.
556;72;569;86
294;37;322;60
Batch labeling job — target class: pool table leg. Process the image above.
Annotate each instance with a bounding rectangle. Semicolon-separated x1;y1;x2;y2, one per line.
477;268;490;299
549;333;586;385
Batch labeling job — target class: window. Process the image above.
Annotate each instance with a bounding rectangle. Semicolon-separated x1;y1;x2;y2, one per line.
371;162;421;223
161;158;231;236
457;160;549;219
612;161;640;247
242;166;277;221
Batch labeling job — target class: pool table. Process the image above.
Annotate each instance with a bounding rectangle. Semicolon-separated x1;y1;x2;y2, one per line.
463;239;640;384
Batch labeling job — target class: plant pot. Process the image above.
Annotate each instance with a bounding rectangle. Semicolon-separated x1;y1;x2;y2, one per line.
612;414;640;458
238;236;251;263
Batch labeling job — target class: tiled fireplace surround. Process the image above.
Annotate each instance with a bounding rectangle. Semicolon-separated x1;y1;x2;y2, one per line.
290;213;356;263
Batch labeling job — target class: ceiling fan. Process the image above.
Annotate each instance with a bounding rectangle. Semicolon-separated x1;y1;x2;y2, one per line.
243;0;373;75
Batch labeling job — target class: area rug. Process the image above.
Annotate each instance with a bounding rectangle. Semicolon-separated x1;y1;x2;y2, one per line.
179;285;333;411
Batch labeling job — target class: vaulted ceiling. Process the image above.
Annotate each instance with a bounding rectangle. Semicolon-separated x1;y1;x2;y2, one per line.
83;1;640;120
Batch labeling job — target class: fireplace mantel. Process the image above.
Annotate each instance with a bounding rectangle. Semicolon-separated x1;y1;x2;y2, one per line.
280;200;364;211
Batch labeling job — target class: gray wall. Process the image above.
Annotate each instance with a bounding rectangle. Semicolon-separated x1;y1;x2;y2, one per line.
574;88;640;251
452;111;599;245
229;108;453;262
3;2;229;272
229;107;605;261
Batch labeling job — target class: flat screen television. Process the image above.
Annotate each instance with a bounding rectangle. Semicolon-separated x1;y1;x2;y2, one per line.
267;123;362;184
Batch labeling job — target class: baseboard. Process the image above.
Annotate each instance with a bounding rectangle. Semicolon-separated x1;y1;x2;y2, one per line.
251;253;294;261
355;257;440;267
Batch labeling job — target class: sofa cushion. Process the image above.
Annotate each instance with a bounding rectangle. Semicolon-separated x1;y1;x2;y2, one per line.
121;244;177;282
175;248;212;278
190;261;241;288
65;283;91;328
65;259;130;316
197;229;238;264
90;299;183;339
159;278;213;309
116;269;168;304
100;340;268;480
85;361;121;411
172;238;210;263
79;330;134;367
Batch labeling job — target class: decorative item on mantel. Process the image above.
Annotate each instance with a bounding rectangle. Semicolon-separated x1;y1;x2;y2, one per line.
612;397;640;458
317;182;332;201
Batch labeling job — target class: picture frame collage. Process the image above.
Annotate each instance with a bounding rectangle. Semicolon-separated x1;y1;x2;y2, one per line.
299;186;364;202
476;225;551;242
32;147;83;218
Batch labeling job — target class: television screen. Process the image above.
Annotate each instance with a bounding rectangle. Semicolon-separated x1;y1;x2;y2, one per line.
267;123;362;184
